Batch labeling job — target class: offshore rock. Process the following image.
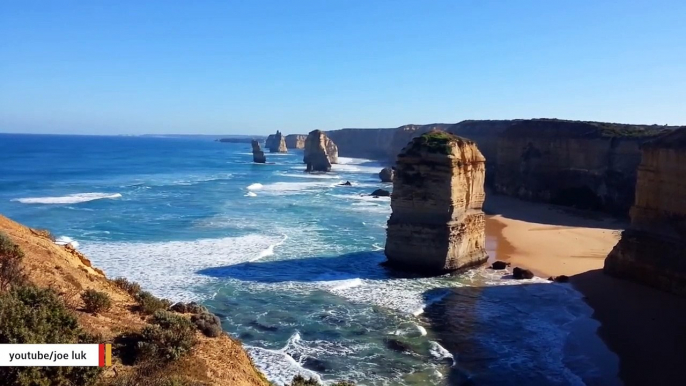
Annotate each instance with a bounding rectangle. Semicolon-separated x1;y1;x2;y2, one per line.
385;131;488;273
513;267;534;280
267;130;288;153
303;130;338;172
371;189;390;197
605;128;686;296
379;167;395;182
251;140;266;163
285;134;307;149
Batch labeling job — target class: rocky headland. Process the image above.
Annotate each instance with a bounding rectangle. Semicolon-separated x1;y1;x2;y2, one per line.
251;140;266;163
385;131;488;273
605;128;686;295
303;130;338;172
266;130;288;153
285;134;307;149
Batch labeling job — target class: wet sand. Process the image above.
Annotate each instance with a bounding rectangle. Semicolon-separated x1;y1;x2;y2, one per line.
484;193;686;386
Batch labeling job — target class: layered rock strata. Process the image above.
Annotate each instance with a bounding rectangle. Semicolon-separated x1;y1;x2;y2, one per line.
251;140;266;163
605;128;686;295
303;130;338;172
385;131;488;273
285;134;307;149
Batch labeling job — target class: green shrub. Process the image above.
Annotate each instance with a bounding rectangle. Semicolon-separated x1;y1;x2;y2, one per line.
416;131;454;155
191;312;222;338
136;291;172;315
0;285;102;385
0;232;26;291
113;277;141;296
81;289;112;314
137;311;196;362
170;301;207;314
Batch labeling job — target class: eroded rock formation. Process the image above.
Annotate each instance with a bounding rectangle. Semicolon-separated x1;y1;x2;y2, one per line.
285;134;307;149
605;128;686;295
385;131;488;273
379;167;395;182
266;130;287;153
303;130;338;172
251;140;266;163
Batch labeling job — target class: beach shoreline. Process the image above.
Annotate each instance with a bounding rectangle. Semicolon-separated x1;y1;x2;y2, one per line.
484;193;686;386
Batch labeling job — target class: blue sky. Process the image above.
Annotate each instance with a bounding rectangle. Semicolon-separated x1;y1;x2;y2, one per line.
1;0;685;135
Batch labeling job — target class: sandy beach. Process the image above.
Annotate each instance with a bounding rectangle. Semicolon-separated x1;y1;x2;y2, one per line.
484;193;686;386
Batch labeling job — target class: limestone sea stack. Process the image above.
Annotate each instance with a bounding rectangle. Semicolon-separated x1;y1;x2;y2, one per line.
379;167;395;182
385;131;488;273
267;130;288;153
605;128;686;296
285;134;307;149
303;130;339;172
251;140;266;163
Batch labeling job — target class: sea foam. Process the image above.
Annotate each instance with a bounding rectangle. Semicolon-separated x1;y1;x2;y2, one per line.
12;193;122;205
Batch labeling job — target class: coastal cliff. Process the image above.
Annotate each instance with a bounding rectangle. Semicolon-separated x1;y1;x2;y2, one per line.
385;131;488;273
267;131;287;153
303;130;338;172
605;128;686;295
494;119;674;216
0;214;269;386
285;134;307;149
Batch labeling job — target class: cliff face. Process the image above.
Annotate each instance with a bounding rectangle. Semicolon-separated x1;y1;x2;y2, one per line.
267;131;287;153
605;128;686;295
251;140;266;163
325;128;397;159
385;131;488;273
0;215;268;386
285;134;307;149
303;130;338;172
494;119;673;216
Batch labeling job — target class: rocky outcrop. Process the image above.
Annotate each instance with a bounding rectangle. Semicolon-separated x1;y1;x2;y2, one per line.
303;130;338;172
385;131;488;273
251;140;266;163
379;167;395;182
494;119;675;216
266;130;287;153
605;128;686;296
285;134;307;149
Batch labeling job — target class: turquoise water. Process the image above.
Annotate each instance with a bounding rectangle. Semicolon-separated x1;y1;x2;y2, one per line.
0;134;620;385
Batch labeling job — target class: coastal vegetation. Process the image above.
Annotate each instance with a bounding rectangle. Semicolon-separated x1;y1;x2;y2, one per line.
81;289;112;314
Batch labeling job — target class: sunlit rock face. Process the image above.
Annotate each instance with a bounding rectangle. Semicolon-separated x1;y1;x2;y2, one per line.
385;131;488;274
605;128;686;296
303;130;338;172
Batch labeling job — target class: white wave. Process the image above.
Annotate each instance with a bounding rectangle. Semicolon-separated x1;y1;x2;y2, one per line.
54;236;80;249
416;324;428;336
12;193;122;205
246;331;322;386
250;235;288;262
280;173;341;180
247;183;264;190
79;234;280;301
330;278;363;291
429;341;455;366
245;192;258;197
336;157;375;165
412;289;452;316
389;323;427;338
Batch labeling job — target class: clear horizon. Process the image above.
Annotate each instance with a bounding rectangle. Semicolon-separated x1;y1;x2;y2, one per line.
2;0;685;135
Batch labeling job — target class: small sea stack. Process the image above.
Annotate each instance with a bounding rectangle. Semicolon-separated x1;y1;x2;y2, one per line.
266;130;288;153
605;128;686;296
379;167;395;182
251;140;266;163
303;130;338;172
385;131;488;273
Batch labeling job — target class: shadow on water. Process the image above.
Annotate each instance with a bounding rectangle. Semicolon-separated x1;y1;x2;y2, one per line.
422;283;622;386
197;250;426;283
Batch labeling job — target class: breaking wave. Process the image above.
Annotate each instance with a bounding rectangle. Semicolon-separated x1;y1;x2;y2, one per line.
12;193;122;205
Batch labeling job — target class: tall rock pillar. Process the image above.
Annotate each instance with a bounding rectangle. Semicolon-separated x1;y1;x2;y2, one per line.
385;131;488;273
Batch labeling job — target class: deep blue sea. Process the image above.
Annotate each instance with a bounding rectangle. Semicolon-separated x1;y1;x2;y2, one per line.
0;134;620;386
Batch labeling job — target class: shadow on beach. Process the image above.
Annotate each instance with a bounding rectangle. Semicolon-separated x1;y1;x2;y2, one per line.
484;192;627;230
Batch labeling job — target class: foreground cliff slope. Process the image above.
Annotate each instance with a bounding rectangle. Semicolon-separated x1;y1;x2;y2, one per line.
0;214;268;386
605;128;686;295
385;131;488;273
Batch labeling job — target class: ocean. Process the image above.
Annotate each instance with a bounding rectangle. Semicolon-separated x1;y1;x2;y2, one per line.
0;134;620;385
